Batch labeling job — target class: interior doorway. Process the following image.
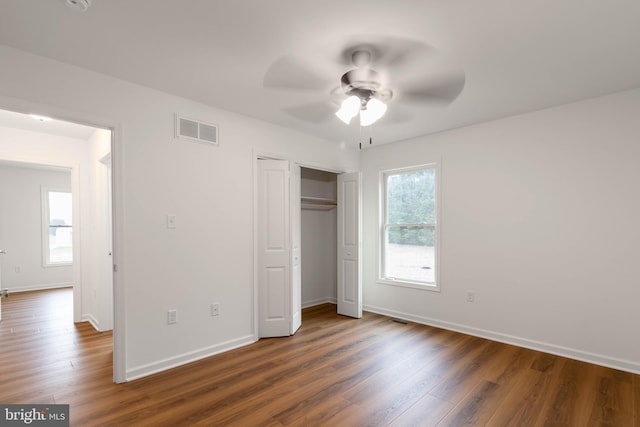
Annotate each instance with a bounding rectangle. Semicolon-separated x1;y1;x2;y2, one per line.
300;167;338;308
0;108;116;374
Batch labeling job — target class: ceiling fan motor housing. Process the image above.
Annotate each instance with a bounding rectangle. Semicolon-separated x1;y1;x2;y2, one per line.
341;68;391;105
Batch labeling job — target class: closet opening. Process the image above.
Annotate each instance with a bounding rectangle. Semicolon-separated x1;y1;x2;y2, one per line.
256;158;361;338
300;167;338;310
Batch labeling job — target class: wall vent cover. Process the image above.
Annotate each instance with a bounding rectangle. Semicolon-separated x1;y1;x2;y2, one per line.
175;114;219;145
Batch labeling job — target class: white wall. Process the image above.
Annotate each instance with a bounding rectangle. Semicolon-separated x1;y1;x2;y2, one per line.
0;45;359;380
301;210;337;306
0;164;72;291
361;88;640;373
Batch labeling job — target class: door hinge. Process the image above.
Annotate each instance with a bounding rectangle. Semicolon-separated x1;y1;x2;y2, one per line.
113;264;118;273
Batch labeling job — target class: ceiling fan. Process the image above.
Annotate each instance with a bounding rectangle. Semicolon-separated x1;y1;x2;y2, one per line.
334;49;392;126
263;36;465;129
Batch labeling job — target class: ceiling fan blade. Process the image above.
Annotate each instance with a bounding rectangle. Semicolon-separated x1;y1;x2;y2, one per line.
396;72;466;105
282;101;336;123
263;56;333;91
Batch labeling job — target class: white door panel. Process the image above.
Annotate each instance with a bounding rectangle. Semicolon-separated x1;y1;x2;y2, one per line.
266;267;287;320
257;159;302;337
337;172;362;318
290;164;302;334
341;259;357;302
258;160;291;337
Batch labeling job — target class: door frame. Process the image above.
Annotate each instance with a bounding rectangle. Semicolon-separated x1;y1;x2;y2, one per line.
99;152;114;331
0;101;125;383
252;150;350;339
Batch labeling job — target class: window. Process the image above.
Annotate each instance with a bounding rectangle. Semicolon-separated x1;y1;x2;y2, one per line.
381;165;438;289
42;189;73;266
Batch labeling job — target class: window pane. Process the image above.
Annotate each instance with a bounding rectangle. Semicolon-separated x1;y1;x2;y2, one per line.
386;169;436;224
49;192;72;226
47;191;72;264
385;226;435;283
49;226;73;263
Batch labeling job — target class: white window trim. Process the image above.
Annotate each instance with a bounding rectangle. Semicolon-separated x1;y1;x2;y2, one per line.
41;186;73;267
378;162;441;292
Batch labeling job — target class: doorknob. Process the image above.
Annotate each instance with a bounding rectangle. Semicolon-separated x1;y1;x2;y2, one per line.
0;249;6;255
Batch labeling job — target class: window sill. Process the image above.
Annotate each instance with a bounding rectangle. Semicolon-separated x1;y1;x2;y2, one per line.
378;278;440;292
43;262;72;268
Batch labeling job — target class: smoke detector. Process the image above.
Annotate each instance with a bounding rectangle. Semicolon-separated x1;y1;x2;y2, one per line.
66;0;91;12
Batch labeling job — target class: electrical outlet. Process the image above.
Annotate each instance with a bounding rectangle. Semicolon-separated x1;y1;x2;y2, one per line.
211;303;220;317
167;309;177;324
167;214;177;229
14;265;21;273
466;291;475;303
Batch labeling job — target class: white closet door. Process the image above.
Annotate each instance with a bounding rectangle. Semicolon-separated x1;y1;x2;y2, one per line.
257;159;302;337
337;172;362;318
258;159;292;337
290;163;302;334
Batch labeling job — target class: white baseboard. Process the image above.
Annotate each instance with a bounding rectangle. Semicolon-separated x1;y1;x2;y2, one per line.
126;335;256;381
302;297;336;309
82;313;101;332
5;283;72;293
363;304;640;375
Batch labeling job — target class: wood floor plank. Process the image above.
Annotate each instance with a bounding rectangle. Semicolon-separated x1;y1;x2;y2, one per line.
588;375;634;426
634;375;640;427
484;368;548;426
437;380;501;426
484;345;538;385
388;393;453;427
537;359;603;426
1;289;639;427
428;339;510;404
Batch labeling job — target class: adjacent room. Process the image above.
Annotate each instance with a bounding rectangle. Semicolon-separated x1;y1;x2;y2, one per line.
0;0;639;425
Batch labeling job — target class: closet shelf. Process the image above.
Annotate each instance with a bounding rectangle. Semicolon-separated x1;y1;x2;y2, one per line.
301;196;337;210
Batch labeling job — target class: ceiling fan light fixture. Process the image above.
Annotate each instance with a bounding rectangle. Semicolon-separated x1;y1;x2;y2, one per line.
335;96;361;124
360;98;387;127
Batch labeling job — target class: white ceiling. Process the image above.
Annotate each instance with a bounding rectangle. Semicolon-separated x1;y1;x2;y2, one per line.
0;108;98;140
1;0;639;146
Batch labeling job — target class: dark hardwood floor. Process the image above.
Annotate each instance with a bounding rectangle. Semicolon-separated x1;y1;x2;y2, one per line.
1;288;638;426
